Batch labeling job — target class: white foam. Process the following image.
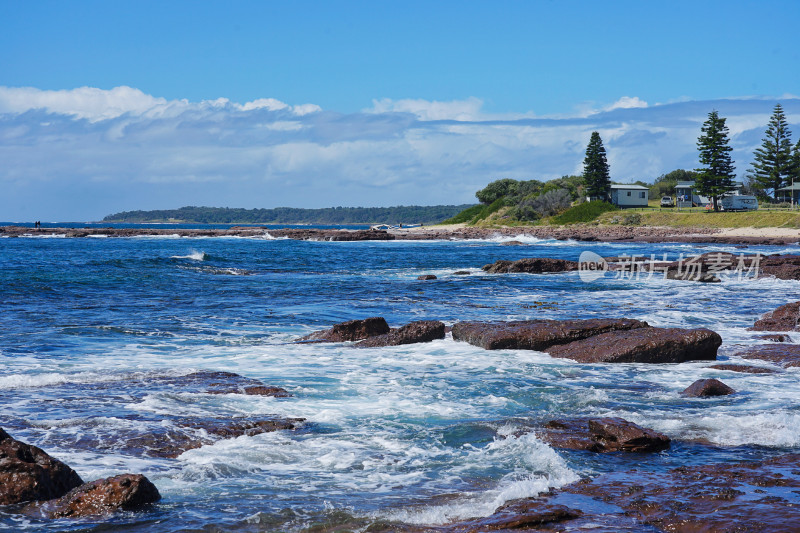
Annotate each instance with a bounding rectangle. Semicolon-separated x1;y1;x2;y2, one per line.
171;250;207;261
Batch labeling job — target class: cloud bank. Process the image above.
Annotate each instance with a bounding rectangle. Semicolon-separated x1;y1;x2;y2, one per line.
1;86;798;221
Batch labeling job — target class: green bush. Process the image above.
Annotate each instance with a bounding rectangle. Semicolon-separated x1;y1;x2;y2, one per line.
470;198;506;223
441;204;484;224
551;200;618;224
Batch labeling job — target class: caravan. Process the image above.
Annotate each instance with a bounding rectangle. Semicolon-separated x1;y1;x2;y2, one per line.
719;195;758;211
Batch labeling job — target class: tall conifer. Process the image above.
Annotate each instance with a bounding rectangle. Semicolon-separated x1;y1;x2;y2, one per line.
749;103;793;199
695;110;735;211
582;131;611;200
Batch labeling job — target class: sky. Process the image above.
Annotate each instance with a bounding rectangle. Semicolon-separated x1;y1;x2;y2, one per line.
1;0;799;221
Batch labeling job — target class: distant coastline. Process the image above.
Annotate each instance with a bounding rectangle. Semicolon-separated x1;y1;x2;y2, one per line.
102;205;475;225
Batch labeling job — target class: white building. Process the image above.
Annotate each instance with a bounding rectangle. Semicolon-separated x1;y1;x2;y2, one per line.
609;184;649;208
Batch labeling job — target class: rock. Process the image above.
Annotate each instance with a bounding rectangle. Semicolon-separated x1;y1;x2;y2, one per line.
356;321;446;347
444;501;582;531
708;364;777;374
499;240;527;246
758;333;790;342
0;428;84;505
125;417;305;458
34;474;160;518
451;318;649;351
564;453;800;532
452;270;471;275
481;257;579;274
299;317;390;342
749;302;800;331
758;254;800;280
681;378;735;397
417;274;437;280
185;371;291;397
739;344;800;368
546;327;721;364
539;417;670;453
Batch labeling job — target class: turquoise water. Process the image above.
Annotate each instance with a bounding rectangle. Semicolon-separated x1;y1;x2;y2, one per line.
1;231;799;531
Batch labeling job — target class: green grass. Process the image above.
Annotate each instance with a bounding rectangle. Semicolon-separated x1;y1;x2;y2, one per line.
597;209;800;228
550;201;618;225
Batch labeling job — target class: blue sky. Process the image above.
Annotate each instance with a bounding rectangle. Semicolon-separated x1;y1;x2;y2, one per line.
1;1;799;220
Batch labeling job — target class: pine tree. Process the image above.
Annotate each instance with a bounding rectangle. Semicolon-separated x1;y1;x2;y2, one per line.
749;103;794;200
582;131;611;200
695;110;735;211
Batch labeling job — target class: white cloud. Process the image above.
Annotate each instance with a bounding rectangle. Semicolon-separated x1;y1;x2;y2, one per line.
605;96;648;110
239;98;289;112
368;97;485;121
0;86;169;121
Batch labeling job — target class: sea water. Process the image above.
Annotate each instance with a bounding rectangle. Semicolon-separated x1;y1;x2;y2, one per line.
1;231;799;531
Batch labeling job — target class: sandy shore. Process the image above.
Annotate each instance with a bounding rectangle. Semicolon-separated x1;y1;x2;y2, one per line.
2;224;799;245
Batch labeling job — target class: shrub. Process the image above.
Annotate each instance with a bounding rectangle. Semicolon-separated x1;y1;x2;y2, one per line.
551;200;618;224
441;204;484;224
476;179;519;205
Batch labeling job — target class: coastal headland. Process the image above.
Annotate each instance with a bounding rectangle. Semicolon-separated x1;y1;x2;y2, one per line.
3;224;800;245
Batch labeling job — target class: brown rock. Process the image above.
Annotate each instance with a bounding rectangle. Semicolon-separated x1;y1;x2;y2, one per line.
482;257;579;274
708;364;777;374
758;254;800;280
299;317;390;342
242;385;292;397
356;321;446;347
546;327;721;364
452;270;471;275
125;417;304;458
739;344;800;368
0;428;84;505
539;418;670;453
35;474;160;518
749;301;800;331
451;318;649;351
417;274;438;280
565;454;800;532
757;333;790;342
444;501;582;532
681;378;735;397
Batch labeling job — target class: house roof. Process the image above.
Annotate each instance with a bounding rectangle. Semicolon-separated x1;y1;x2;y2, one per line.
777;183;800;191
610;184;649;190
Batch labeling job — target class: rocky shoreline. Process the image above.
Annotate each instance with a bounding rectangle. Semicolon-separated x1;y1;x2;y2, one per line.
2;224;800;244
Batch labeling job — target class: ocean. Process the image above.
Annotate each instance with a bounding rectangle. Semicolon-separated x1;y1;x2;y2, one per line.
1;228;799;531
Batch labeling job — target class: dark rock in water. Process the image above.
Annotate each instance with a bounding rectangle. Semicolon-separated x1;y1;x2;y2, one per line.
564;453;800;532
417;274;437;280
32;474;160;518
451;318;649;351
546;327;721;364
445;501;582;531
186;371;291;397
299;317;390;342
242;385;292;397
739;344;800;368
356;321;446;347
0;428;84;505
499;240;527;246
482;257;579;274
757;333;790;342
452;270;471;275
681;378;735;397
126;417;305;458
749;301;800;331
539;417;670;453
759;254;800;280
708;364;777;374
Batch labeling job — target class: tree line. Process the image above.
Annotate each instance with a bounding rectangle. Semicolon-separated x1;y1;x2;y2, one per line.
103;205;474;224
471;102;800;221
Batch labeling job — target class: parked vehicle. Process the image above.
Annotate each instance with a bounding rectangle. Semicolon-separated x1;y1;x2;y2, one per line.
719;195;759;211
660;196;674;207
